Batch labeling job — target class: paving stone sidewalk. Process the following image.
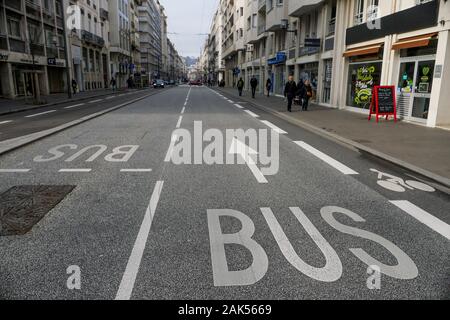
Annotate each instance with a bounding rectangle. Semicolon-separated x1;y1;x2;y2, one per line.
217;87;450;185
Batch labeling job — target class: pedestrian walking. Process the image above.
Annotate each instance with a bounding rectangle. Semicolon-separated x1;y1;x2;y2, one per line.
296;79;306;109
110;77;117;91
266;78;272;97
303;79;313;111
237;77;244;96
284;75;297;112
250;76;258;99
71;79;78;95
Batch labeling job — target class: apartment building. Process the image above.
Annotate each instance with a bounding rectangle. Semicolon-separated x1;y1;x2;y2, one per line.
206;8;225;85
0;0;71;99
67;0;110;92
205;0;450;127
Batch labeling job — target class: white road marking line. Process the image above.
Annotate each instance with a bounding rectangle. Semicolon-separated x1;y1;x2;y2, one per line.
64;103;85;109
116;180;164;300
105;96;115;100
181;106;186;114
25;110;57;118
89;99;103;103
164;134;178;162
390;200;450;240
229;137;268;184
234;104;244;109
294;141;359;175
176;115;183;128
120;169;153;172
260;120;288;134
0;169;31;173
227;99;234;103
58;169;92;173
0;120;12;125
244;110;260;118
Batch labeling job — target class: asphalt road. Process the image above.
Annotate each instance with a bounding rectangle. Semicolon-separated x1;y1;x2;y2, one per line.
0;85;448;300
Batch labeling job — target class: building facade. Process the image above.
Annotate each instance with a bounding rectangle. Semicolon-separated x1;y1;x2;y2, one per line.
205;0;450;128
0;0;71;99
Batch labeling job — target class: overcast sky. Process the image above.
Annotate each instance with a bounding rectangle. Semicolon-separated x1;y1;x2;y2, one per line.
159;0;220;58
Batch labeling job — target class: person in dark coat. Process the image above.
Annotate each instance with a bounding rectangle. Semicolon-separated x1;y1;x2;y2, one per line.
237;77;244;96
296;79;306;108
266;78;272;97
284;75;297;112
250;76;258;98
71;79;78;94
303;79;313;111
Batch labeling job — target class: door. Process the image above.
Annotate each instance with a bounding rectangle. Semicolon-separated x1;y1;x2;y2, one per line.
397;58;435;122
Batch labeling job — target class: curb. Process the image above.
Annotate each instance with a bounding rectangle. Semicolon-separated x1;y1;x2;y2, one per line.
216;88;450;189
0;88;170;156
0;89;148;116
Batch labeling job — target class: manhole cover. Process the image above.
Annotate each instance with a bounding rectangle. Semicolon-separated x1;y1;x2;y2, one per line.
0;185;75;236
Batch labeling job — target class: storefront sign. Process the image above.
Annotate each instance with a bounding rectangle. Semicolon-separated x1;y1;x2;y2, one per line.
369;85;397;123
305;38;321;48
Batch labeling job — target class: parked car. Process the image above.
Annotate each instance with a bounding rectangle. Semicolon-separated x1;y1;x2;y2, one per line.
168;80;176;85
153;79;165;88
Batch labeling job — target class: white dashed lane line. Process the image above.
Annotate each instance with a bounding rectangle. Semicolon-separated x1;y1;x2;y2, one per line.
0;169;31;173
58;169;92;173
294;141;359;175
25;110;57;118
260;120;288;134
176;115;183;128
243;110;260;118
64;103;85;109
0;120;12;125
120;169;153;173
390;200;450;240
234;104;244;109
89;99;104;104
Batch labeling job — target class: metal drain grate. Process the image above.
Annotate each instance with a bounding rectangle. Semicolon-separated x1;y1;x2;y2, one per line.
0;185;75;236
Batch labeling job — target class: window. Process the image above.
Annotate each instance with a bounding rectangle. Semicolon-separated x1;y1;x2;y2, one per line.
367;0;379;21
354;0;364;25
7;16;21;38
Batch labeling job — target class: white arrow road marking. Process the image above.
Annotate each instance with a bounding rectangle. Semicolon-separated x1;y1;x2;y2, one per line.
64;103;85;109
25;110;57;118
116;180;164;300
390;200;450;240
294;141;359;175
0;120;12;125
244;110;260;118
260;120;288;134
229;137;268;184
234;104;244;109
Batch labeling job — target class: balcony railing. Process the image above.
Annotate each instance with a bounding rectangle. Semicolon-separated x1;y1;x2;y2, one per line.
328;18;336;35
81;30;105;47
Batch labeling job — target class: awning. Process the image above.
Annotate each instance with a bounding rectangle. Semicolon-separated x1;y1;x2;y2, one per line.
343;44;383;57
392;33;437;50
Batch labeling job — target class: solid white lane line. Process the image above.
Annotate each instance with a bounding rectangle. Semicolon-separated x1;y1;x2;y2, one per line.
58;169;92;173
234;104;244;109
164;134;178;162
294;141;359;175
260;120;288;134
89;99;103;103
176;115;183;128
0;169;30;173
25;110;57;118
64;103;85;109
116;180;164;300
390;200;450;240
244;110;260;118
181;106;186;114
0;120;12;125
120;169;153;172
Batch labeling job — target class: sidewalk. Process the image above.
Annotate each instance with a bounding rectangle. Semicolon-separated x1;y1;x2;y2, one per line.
0;88;136;116
217;87;450;187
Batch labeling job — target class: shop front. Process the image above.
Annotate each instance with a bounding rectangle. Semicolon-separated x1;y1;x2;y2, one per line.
394;34;438;123
344;44;383;112
268;52;286;96
322;59;333;105
299;62;319;102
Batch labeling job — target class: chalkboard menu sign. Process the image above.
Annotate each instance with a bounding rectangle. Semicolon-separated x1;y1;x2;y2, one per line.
369;86;397;123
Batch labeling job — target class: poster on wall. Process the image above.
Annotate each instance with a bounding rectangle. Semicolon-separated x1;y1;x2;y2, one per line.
354;65;376;109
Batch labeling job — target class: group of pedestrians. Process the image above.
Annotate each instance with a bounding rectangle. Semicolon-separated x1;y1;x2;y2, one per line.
284;75;313;113
234;74;313;113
